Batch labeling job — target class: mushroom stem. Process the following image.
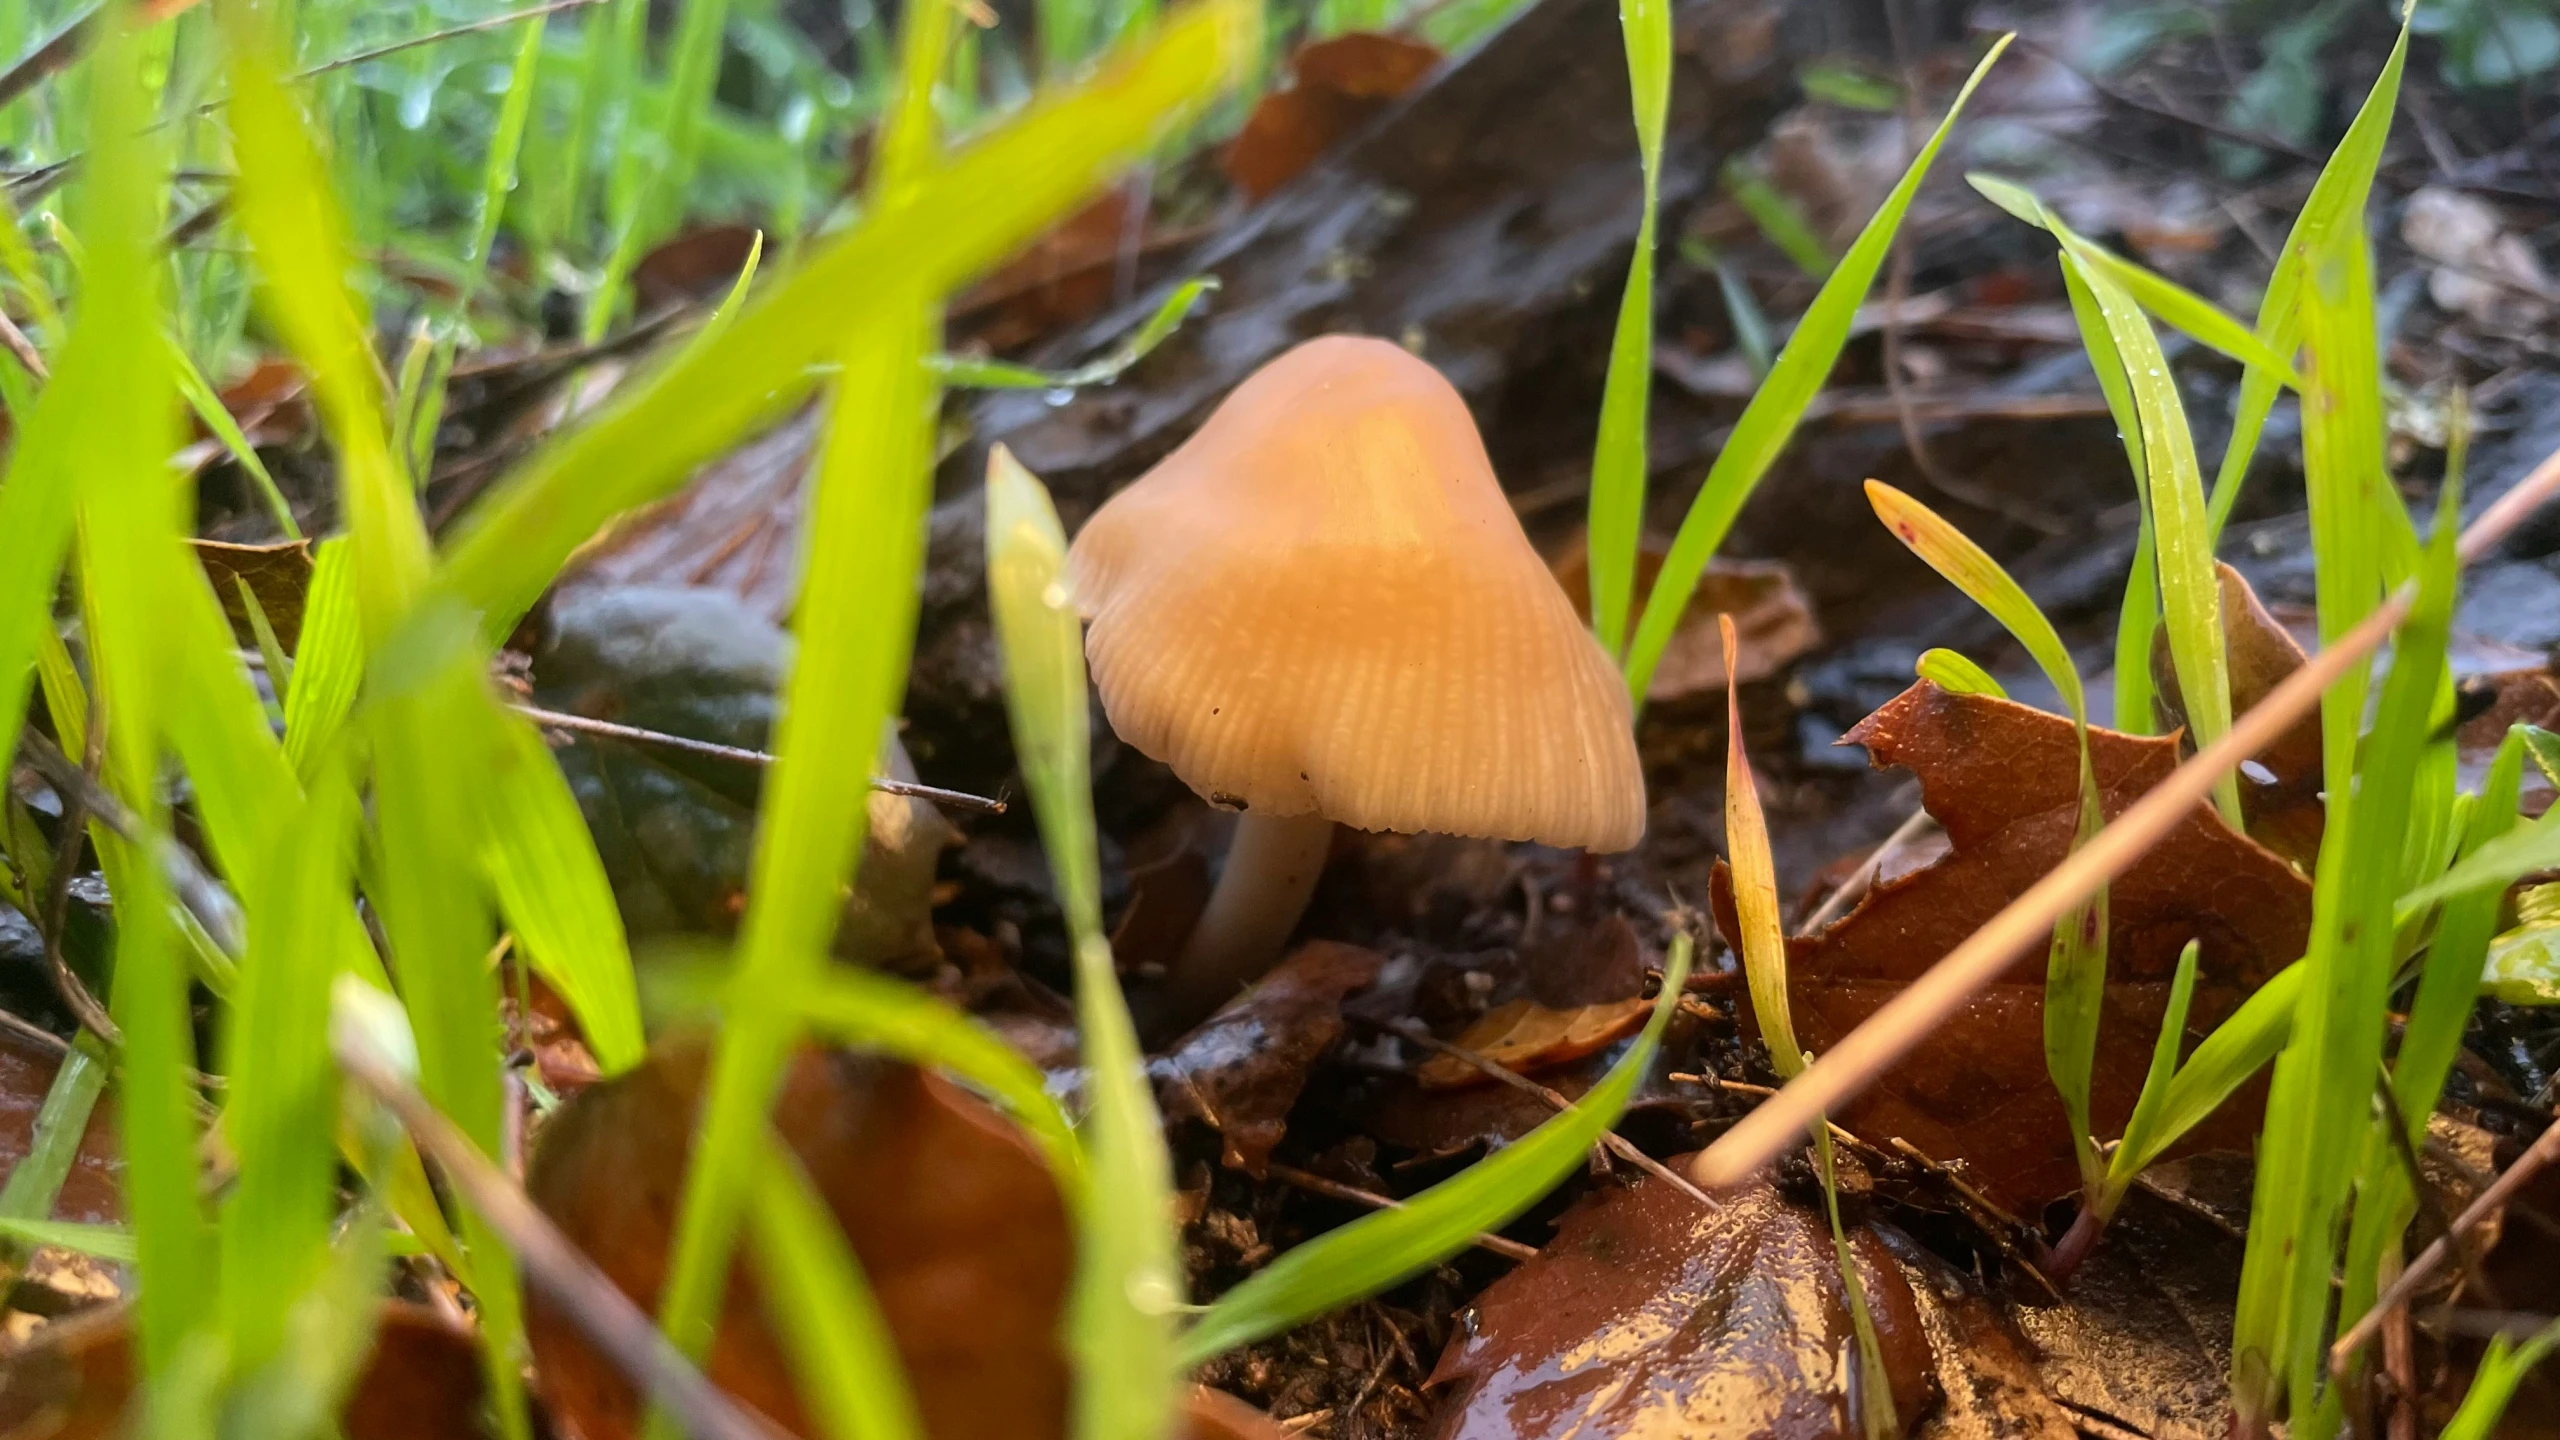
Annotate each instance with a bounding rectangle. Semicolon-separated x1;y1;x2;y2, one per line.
1165;810;1336;1021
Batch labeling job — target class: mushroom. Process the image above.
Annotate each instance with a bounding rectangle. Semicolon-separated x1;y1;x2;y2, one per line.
1066;335;1645;1022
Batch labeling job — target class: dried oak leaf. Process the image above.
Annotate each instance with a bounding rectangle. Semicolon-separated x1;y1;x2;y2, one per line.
1428;1173;1935;1440
1221;33;1441;200
528;1035;1073;1440
1716;681;2314;1214
1154;940;1387;1175
0;1301;491;1440
1413;997;1651;1090
190;538;315;652
1551;539;1821;702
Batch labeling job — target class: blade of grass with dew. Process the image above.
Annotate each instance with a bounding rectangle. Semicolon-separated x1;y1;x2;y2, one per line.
476;706;645;1074
1915;647;2005;697
2097;939;2200;1222
57;0;211;1378
2205;15;2413;541
2332;725;2522;1386
1965;174;2301;383
0;1033;111;1245
407;12;546;482
2231;474;2458;1432
795;966;1084;1186
646;292;943;1421
1179;930;1695;1365
1583;0;1670;658
167;332;298;538
747;1143;926;1440
1865;479;2110;1189
431;0;1260;646
987;444;1183;1440
930;276;1215;389
2056;225;2157;732
1624;35;2009;704
2442;1318;2560;1440
2057;244;2241;826
217;755;362;1375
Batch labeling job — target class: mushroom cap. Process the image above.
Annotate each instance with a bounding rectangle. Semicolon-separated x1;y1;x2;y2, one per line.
1065;335;1645;852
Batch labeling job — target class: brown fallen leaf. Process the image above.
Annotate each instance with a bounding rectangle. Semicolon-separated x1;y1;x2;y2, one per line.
631;224;764;313
1221;33;1442;201
2152;561;2324;865
1154;940;1387;1175
1715;681;2315;1213
190;537;315;653
0;1301;492;1440
1413;996;1652;1090
1551;537;1821;702
527;1035;1073;1440
0;1026;122;1225
1427;1173;1935;1440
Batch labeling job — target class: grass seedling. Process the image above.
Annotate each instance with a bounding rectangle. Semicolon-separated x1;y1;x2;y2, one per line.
1864;480;2111;1212
1582;0;1670;658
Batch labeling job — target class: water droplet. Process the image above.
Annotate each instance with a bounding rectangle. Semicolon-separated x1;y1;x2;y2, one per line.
1041;581;1070;610
1043;387;1075;408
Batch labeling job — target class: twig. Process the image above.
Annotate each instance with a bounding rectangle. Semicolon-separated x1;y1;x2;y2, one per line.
508;703;1007;814
334;1041;788;1440
2331;1112;2560;1376
1694;442;2560;1191
1385;1018;1720;1212
41;722;122;1049
16;731;243;958
1264;1162;1537;1263
0;4;96;113
0;308;46;381
290;0;606;79
0;1008;68;1058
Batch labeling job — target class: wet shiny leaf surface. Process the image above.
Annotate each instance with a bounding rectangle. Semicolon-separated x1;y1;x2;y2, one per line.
1155;941;1387;1175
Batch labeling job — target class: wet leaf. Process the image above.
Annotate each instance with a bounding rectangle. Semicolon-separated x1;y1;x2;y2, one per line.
1154;941;1385;1175
1715;682;2314;1213
1427;1174;1934;1440
1221;33;1441;200
1415;997;1653;1091
189;538;315;653
0;1301;493;1440
527;1035;1074;1440
1552;539;1820;701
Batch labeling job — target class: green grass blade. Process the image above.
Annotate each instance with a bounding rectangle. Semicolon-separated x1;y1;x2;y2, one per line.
1721;159;1833;279
476;708;645;1074
931;276;1216;390
1915;648;2005;697
747;1145;925;1440
284;537;361;775
592;0;739;336
0;1034;110;1234
167;332;299;539
2231;470;2458;1430
648;290;942;1407
2204;17;2413;540
433;0;1261;645
1179;933;1695;1365
986;445;1183;1440
2057;244;2241;825
0;1217;139;1263
1864;481;2081;715
218;756;361;1373
2394;804;2560;915
2110;959;2300;1197
1582;0;1671;658
2055;229;2159;733
1624;35;2009;703
795;967;1084;1187
2101;939;2200;1218
2442;1320;2560;1440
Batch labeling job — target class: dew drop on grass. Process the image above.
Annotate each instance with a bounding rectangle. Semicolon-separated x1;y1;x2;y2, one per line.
1044;387;1076;407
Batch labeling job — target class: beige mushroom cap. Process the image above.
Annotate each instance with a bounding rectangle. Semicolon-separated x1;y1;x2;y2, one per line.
1065;335;1646;852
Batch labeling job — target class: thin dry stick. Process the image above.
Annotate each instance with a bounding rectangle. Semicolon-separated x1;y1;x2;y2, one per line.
0;308;47;380
291;0;606;78
508;703;1007;814
1693;444;2560;1191
17;731;243;957
1264;1162;1539;1262
1388;1018;1721;1211
2330;1112;2560;1374
1797;806;1933;936
335;1044;788;1440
